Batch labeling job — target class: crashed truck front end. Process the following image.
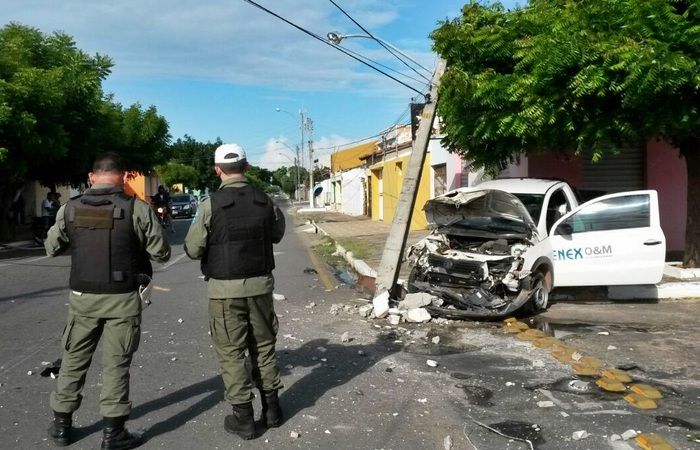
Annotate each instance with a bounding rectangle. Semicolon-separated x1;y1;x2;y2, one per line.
406;189;541;319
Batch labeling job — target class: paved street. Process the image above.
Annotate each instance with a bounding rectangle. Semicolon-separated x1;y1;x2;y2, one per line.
1;204;699;449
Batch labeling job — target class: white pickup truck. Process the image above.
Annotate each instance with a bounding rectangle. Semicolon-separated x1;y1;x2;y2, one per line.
406;178;666;318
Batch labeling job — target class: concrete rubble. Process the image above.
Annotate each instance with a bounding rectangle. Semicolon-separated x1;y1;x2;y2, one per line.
406;308;431;323
372;291;390;318
399;292;434;310
572;430;590;440
443;435;452;450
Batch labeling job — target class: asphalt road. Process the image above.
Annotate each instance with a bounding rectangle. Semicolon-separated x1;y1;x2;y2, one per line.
0;204;698;450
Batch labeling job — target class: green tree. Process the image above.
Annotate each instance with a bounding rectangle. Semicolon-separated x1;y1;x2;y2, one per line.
169;135;222;192
272;165;308;197
0;23;170;237
156;162;198;189
432;0;700;266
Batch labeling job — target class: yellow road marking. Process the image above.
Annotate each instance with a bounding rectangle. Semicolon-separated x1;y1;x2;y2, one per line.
306;245;334;291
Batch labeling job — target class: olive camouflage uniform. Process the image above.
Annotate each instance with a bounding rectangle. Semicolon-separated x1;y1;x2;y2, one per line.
45;184;170;417
184;177;285;404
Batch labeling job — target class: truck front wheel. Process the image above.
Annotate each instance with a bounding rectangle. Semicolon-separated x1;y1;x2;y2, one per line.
530;272;549;311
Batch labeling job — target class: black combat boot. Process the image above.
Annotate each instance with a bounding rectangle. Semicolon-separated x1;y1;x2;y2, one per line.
48;411;72;446
224;402;255;440
101;415;142;450
260;389;283;428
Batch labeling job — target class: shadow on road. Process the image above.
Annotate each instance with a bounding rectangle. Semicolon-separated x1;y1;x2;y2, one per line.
0;285;67;303
271;336;399;433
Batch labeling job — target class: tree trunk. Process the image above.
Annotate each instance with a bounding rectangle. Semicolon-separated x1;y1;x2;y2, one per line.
681;139;700;268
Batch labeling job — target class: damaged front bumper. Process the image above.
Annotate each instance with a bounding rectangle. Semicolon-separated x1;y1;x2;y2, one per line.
409;277;534;319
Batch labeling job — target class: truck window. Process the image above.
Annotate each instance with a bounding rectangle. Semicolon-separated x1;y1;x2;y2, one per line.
562;194;650;233
546;189;571;232
512;194;544;223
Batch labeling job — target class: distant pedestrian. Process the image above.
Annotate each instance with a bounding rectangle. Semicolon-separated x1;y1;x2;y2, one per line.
45;153;171;449
10;188;25;225
184;143;286;440
41;191;60;236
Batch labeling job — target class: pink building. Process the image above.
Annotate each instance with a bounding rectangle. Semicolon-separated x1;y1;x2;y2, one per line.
500;141;687;256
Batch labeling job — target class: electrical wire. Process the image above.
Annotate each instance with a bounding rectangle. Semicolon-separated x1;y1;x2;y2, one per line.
240;0;427;99
328;0;433;82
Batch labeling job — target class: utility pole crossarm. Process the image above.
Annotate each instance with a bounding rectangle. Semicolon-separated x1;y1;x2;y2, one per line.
374;59;446;300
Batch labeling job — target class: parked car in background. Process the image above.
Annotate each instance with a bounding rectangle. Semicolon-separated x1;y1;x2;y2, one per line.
171;194;196;219
406;178;666;319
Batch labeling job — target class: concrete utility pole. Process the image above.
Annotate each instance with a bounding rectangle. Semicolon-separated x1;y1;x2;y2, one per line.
374;59;446;299
306;117;314;208
295;145;301;202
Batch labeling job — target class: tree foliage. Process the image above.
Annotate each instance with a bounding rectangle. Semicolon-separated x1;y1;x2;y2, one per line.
432;0;699;165
168;135;222;192
273;165;308;196
156;162;198;189
432;0;700;265
0;23;170;187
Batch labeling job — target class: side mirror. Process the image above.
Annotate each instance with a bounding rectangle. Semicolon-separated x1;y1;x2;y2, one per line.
555;222;573;236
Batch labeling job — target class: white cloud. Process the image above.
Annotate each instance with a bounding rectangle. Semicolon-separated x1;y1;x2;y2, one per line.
3;0;432;95
253;133;351;170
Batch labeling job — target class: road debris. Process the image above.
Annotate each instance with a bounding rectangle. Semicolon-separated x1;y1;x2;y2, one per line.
290;431;300;439
358;304;373;318
40;359;61;378
505;381;515;387
621;429;640;440
654;415;698;430
372;291;390;318
27;370;33;376
330;304;342;315
388;314;401;325
177;318;183;323
340;331;351;343
467;416;537;450
443;435;453;450
426;359;438;368
536;401;555;408
635;433;674;450
607;345;618;350
303;267;318;274
399;292;433;310
572;430;590;440
597;331;610;335
406;308;431;323
431;336;441;345
273;293;286;301
324;429;331;434
305;302;316;309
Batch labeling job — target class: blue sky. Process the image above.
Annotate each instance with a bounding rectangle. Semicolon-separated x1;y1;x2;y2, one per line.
2;0;519;169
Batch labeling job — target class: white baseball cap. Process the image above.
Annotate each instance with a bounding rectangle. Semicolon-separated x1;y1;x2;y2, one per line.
214;143;247;164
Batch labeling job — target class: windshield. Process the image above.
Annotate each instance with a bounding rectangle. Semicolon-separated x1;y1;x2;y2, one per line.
172;196;191;204
512;194;545;223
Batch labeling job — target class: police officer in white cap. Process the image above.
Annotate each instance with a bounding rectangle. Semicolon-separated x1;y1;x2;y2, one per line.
184;144;285;440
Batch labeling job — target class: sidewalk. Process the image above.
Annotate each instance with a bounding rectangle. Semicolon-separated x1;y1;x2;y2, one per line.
298;208;700;301
295;209;428;282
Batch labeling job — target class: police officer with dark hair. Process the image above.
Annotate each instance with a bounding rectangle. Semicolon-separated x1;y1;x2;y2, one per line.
184;143;285;440
45;152;171;449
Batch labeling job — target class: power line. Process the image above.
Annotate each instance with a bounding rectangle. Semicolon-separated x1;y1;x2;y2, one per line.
328;0;433;82
240;0;427;99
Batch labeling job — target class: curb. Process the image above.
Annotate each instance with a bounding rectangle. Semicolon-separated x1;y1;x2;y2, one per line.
609;282;700;300
312;222;378;292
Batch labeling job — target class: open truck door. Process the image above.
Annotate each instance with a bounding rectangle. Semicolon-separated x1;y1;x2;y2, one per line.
548;191;665;287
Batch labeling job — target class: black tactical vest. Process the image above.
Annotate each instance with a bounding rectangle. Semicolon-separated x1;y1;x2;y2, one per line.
65;187;152;294
201;184;275;279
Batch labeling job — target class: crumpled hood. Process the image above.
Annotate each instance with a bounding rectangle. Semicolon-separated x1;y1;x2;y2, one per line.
423;189;537;240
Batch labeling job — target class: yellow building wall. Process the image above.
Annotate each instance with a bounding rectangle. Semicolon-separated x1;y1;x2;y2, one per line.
124;173;147;201
369;153;432;230
331;141;377;172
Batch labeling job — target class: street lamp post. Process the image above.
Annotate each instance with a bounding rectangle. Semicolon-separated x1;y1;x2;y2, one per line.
276;107;314;208
326;32;432;76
